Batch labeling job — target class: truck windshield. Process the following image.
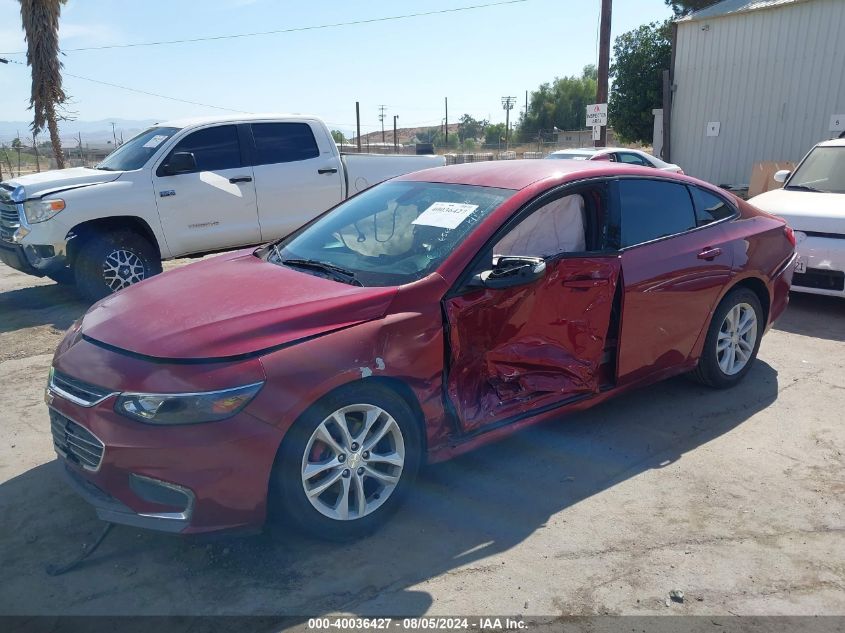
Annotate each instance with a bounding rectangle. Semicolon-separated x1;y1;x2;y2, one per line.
95;127;180;172
787;146;845;193
265;181;514;287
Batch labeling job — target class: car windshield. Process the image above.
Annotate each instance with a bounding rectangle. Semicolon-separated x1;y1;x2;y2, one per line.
265;181;514;286
547;152;592;160
787;146;845;193
95;126;180;171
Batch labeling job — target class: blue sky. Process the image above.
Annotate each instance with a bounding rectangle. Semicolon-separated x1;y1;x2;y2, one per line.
0;0;672;135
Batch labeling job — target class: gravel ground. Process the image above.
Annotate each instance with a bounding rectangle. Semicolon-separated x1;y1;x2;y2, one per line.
0;258;843;619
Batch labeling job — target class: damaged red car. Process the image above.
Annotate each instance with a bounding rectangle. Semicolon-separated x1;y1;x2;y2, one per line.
47;160;795;540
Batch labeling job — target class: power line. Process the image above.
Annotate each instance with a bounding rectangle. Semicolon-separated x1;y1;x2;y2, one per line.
62;71;251;113
0;0;529;57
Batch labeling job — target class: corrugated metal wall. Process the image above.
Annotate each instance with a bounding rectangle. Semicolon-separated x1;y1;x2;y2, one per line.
670;0;845;186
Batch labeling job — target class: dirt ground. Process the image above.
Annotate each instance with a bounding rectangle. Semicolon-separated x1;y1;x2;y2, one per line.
0;258;843;619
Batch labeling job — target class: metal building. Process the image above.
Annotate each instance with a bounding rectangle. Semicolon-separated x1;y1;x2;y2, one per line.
668;0;845;187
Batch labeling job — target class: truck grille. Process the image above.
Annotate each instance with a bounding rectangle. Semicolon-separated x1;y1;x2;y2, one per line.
49;369;117;407
0;185;20;243
50;409;105;471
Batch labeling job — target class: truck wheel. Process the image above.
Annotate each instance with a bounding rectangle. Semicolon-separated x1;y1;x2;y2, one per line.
74;230;162;301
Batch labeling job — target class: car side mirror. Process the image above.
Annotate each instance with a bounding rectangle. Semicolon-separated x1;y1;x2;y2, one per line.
163;151;197;175
470;256;546;290
773;169;791;184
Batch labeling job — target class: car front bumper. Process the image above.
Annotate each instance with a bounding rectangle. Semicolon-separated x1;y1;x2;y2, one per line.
792;234;845;298
46;384;283;535
0;201;68;276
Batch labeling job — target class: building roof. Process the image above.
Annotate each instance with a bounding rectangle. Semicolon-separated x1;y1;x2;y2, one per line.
677;0;808;22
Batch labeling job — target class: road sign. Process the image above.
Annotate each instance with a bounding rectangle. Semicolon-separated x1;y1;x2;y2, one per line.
592;125;601;141
586;103;608;126
831;114;845;132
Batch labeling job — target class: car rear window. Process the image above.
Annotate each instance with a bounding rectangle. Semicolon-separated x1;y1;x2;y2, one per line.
617;179;697;247
251;122;320;166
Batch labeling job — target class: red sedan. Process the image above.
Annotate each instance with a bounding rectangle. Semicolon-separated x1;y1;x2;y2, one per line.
47;160;795;540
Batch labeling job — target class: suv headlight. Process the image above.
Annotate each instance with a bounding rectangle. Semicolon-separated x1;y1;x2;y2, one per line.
115;382;264;425
23;198;65;223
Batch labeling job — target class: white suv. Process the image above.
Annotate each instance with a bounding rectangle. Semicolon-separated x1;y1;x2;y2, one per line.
749;138;845;298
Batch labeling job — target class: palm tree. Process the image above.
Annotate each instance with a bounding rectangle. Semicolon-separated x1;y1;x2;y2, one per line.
19;0;68;169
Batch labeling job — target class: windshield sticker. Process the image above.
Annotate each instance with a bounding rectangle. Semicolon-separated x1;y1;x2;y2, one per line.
412;202;479;230
142;135;169;149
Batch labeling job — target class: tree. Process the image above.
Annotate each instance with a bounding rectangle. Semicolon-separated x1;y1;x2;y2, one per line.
608;21;671;144
19;0;69;169
330;129;347;144
484;122;507;145
516;65;597;141
664;0;717;17
457;114;486;143
11;137;23;149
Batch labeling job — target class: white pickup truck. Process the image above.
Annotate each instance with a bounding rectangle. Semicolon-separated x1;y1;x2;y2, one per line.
0;114;444;299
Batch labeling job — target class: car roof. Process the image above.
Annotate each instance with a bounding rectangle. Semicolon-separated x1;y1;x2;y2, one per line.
397;159;673;190
155;113;321;128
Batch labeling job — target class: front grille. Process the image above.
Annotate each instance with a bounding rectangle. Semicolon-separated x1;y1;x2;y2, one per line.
0;186;20;243
793;268;845;292
49;369;116;407
50;409;105;471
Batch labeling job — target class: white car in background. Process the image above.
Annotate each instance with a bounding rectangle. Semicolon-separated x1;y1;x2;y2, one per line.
546;147;684;173
748;138;845;298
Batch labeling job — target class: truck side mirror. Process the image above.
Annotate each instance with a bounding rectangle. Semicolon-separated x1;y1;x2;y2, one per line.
164;152;197;175
773;169;791;184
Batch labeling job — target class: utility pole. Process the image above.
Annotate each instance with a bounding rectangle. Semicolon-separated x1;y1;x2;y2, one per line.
378;105;387;144
501;96;516;150
355;101;362;152
77;132;83;165
596;0;612;147
16;129;21;175
393;115;399;153
111;122;118;146
444;97;448;147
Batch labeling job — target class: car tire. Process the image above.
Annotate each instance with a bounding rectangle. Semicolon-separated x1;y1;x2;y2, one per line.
690;287;764;389
73;230;162;301
46;267;74;285
270;382;422;541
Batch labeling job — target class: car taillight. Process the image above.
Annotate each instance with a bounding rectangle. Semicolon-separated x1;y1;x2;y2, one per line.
784;225;796;247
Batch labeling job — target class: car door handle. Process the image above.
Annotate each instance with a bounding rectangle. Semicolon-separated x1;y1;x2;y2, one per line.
228;176;253;184
697;247;722;261
563;278;610;289
318;167;338;174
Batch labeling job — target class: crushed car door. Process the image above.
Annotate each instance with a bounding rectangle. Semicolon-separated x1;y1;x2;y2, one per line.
443;188;621;434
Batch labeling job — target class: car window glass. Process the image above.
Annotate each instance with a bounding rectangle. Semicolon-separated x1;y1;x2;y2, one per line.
787;146;845;193
618;179;696;247
251;122;320;165
690;187;733;226
617;152;649;166
494;194;587;258
166;125;241;172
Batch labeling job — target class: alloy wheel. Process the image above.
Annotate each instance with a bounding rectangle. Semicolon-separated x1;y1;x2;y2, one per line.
301;404;405;521
717;302;758;376
102;249;146;291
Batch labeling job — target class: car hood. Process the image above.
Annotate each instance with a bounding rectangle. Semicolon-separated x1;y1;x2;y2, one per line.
80;250;398;360
748;188;845;233
6;167;122;199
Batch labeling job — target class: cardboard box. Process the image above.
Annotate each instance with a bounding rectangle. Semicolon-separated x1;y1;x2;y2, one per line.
748;161;796;198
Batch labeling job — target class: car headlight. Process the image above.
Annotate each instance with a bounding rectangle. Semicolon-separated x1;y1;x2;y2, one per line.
115;382;264;425
23;198;65;223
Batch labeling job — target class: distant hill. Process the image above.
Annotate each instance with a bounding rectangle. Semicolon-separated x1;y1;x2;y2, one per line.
0;119;159;146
